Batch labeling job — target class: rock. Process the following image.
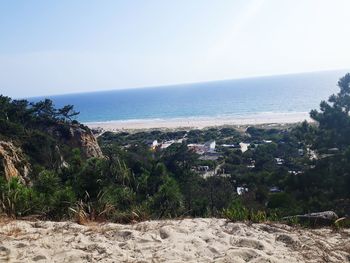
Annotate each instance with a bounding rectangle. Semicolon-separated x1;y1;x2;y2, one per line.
283;211;338;226
0;124;102;184
0;141;31;184
159;227;171;239
302;211;338;220
0;246;10;256
49;123;103;159
0;246;10;261
276;234;300;248
15;243;27;248
73;126;103;158
116;230;133;241
32;255;47;261
236;238;265;250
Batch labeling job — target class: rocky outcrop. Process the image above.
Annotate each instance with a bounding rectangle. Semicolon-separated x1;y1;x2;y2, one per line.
51;123;103;159
0;123;102;184
0;141;30;184
72;126;103;158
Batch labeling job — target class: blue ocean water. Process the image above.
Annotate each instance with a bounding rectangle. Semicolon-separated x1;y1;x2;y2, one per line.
33;70;347;123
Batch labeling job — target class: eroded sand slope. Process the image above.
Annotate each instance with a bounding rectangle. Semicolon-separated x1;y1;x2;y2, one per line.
0;218;349;262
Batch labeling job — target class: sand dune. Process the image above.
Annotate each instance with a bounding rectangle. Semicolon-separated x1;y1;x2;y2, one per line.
0;218;349;262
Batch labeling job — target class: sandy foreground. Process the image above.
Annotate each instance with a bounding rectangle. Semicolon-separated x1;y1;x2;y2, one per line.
0;218;349;263
86;112;311;131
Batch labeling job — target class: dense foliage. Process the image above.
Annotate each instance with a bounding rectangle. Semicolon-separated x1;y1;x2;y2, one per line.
0;74;350;222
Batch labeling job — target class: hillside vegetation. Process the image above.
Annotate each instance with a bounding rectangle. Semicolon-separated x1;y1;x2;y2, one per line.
0;74;350;224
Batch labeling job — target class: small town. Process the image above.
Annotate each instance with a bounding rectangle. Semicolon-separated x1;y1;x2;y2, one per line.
99;124;313;198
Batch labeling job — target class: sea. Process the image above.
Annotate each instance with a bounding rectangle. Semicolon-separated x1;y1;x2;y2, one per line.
31;70;348;123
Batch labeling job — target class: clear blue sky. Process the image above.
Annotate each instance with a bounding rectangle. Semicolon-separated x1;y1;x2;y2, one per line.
1;0;350;98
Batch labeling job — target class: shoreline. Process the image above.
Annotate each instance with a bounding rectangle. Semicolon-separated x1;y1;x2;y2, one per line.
86;112;312;131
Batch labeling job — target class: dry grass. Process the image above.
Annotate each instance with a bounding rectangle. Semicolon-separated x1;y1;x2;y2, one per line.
4;226;22;237
0;215;13;226
0;220;23;238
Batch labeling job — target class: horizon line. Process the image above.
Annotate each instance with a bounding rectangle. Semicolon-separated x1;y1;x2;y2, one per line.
24;68;349;100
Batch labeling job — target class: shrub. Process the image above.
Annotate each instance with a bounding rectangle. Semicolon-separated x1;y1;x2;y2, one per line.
149;177;184;218
223;200;272;223
250;210;267;223
267;192;300;216
223;200;249;222
110;203;151;223
334;217;350;229
0;177;38;218
101;186;136;211
45;187;76;220
69;191;115;224
34;170;60;194
31;170;76;219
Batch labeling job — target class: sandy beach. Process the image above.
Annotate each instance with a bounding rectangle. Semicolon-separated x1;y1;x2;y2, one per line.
0;218;349;262
86;112;311;131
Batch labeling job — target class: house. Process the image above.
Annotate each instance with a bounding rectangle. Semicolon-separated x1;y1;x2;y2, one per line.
288;170;302;175
298;149;304;156
328;148;339;153
237;187;249;195
149;138;184;150
197;165;210;172
149;140;159;150
187;143;206;154
188;140;216;155
307;148;318;160
275;158;284;165
263;140;272;143
269;186;282;193
204;140;216;151
188;140;222;160
222;144;235;148
246;158;255;168
160;140;175;149
222;144;240;149
239;142;250;153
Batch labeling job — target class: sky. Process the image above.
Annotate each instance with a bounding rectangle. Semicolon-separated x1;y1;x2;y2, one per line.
1;0;350;98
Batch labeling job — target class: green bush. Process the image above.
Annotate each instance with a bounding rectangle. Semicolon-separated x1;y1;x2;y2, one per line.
250;210;267;223
334;217;350;229
149;177;184;218
223;200;249;222
101;186;136;211
0;177;38;218
69;191;114;224
44;187;76;220
223;200;275;223
267;192;301;216
110;203;151;223
34;170;60;193
33;170;76;219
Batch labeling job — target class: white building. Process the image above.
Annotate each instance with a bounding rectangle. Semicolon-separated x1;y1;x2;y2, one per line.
237;187;249;195
188;140;216;155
